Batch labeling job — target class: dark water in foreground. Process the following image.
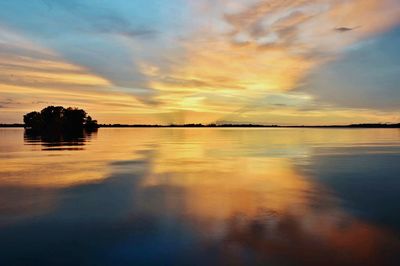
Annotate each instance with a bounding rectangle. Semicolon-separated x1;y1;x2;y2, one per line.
1;128;400;266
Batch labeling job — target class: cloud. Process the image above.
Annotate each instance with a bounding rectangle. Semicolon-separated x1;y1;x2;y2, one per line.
0;0;171;95
1;1;400;124
0;27;161;123
223;0;400;54
161;0;400;122
40;0;158;39
88;14;158;38
334;26;357;32
0;98;19;109
0;28;110;91
298;26;400;111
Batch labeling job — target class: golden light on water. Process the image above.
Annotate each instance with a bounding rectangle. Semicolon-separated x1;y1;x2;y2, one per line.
1;128;400;264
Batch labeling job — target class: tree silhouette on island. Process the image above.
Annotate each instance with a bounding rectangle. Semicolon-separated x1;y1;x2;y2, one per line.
24;106;99;133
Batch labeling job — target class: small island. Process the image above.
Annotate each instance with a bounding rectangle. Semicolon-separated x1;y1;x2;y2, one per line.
23;106;99;133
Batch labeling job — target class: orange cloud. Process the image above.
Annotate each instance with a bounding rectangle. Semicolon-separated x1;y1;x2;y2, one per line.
139;0;400;123
0;27;162;124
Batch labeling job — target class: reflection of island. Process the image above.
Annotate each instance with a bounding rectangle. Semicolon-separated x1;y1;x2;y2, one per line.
24;130;96;150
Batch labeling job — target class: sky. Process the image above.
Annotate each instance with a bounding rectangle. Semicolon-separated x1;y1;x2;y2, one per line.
0;0;400;125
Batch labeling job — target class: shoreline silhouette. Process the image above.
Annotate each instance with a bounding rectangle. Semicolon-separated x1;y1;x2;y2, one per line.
0;107;398;129
1;123;400;128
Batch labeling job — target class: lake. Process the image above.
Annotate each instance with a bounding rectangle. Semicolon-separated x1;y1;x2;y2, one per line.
1;128;400;265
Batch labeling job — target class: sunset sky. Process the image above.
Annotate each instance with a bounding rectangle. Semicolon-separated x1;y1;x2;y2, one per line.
1;0;400;125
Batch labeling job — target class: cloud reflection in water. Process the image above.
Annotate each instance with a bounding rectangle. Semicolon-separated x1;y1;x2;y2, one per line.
0;128;399;265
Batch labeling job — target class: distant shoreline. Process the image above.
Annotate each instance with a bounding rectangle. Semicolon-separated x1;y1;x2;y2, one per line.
1;123;400;128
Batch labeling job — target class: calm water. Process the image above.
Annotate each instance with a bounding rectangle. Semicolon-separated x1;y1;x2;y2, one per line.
1;128;400;266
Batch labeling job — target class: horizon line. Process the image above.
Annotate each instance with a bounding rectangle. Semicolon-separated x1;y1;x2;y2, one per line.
1;123;400;128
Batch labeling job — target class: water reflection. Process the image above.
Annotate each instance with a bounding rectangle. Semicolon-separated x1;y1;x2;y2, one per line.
306;146;400;232
24;129;97;151
0;128;399;265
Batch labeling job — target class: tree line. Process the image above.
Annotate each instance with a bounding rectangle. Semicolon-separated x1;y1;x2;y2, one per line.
23;106;98;133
